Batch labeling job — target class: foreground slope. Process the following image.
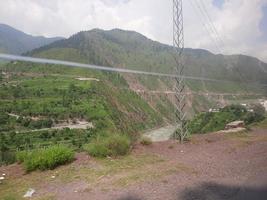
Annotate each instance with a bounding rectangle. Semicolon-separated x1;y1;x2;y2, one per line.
1;126;267;200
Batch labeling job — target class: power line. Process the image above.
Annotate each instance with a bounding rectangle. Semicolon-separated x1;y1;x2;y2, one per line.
197;0;225;48
188;0;222;52
196;0;251;94
188;0;253;94
173;0;188;142
0;53;266;87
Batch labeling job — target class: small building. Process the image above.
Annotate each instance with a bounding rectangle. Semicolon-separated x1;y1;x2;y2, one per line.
209;108;220;113
225;121;245;130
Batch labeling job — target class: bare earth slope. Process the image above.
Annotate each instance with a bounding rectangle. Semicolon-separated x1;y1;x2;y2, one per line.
1;128;267;200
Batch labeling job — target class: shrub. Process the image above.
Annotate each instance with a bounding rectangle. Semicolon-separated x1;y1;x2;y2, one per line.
188;105;247;134
83;134;131;158
29;119;53;129
188;104;266;134
0;113;9;125
16;145;74;172
251;104;266;122
16;150;29;163
140;136;152;146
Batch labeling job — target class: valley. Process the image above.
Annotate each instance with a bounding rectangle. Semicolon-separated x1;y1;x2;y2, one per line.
0;25;266;200
1;123;267;200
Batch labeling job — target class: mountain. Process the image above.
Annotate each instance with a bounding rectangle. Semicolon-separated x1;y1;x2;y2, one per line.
0;24;64;54
30;29;267;86
1;28;266;139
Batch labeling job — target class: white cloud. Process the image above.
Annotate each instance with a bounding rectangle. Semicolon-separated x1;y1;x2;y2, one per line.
0;0;266;62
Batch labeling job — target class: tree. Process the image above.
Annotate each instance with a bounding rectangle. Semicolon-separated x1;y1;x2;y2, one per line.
0;72;3;82
0;113;9;125
251;104;266;122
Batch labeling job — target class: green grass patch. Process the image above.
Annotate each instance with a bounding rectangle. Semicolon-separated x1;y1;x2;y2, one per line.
140;136;152;146
83;134;131;158
16;145;74;172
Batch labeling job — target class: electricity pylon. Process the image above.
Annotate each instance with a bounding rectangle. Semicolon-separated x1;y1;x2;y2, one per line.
173;0;188;142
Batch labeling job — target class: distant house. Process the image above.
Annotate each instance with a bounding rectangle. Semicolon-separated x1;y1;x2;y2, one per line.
225;121;245;130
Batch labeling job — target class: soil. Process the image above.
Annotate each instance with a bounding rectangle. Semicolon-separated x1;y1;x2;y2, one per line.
1;128;267;200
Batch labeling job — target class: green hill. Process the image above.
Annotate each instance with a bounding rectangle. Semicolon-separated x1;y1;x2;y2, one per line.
0;24;63;54
30;29;267;85
0;28;266;164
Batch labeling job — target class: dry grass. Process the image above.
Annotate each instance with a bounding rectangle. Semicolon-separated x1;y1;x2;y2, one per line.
114;162;197;187
255;118;267;128
0;154;166;199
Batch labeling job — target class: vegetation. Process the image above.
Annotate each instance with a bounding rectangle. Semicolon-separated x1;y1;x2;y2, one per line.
188;104;266;134
83;134;131;158
0;62;167;165
0;23;62;55
140;136;152;146
0;28;266;167
16;145;74;172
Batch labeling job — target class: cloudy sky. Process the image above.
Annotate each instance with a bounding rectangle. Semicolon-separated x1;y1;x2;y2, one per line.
1;0;267;62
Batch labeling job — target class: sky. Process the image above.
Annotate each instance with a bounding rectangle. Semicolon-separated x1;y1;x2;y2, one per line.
0;0;267;62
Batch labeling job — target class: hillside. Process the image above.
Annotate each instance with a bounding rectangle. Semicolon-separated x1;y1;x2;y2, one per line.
27;29;267;112
0;28;266;165
30;29;267;86
0;24;63;54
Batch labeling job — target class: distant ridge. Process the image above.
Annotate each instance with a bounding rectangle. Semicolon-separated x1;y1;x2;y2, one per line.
0;23;64;54
29;28;267;85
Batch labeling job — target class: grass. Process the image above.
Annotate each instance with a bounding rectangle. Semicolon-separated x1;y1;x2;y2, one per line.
0;153;166;199
16;145;74;172
113;162;197;187
255;117;267;128
83;134;131;158
222;129;267;154
140;136;152;146
224;131;251;144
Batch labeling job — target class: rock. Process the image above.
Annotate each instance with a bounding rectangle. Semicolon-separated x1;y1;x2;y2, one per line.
0;176;5;184
51;175;56;179
23;188;35;198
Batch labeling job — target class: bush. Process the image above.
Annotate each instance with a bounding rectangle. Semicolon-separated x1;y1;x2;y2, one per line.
29;118;53;129
0;113;9;125
16;150;28;163
140;136;152;146
16;145;74;172
188;105;247;134
188;104;266;134
83;134;131;158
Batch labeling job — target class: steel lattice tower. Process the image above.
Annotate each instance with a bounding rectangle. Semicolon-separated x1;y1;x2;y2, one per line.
173;0;188;142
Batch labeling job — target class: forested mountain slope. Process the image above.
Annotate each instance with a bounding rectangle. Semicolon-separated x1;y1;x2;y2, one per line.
30;29;267;85
0;24;63;54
